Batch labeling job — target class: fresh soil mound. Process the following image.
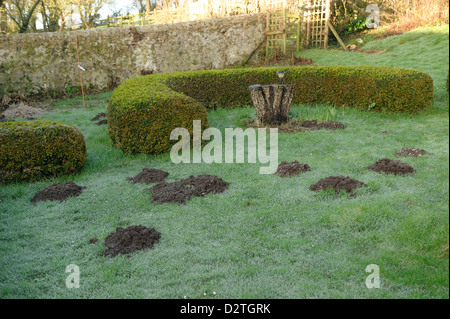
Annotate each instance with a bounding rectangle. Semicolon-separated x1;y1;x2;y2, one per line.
310;176;366;194
104;225;161;257
317;121;346;130
95;119;108;125
368;158;415;175
2;103;44;118
31;181;86;204
244;118;345;133
150;174;229;204
244;118;305;133
395;147;428;157
300;120;346;131
127;168;169;184
275;161;311;177
300;120;320;129
91;112;106;121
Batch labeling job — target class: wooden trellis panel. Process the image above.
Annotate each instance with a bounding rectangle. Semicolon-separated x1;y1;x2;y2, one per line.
302;0;330;48
265;9;287;56
265;0;331;58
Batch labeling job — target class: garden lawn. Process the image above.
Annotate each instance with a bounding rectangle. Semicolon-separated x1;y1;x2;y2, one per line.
0;25;448;299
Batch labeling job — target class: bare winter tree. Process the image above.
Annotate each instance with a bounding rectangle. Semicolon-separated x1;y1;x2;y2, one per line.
108;0;123;17
73;0;110;29
3;0;42;32
132;0;156;12
40;0;72;31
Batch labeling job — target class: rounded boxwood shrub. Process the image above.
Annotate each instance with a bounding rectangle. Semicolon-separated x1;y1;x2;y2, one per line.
109;65;433;154
0;120;87;183
108;77;209;154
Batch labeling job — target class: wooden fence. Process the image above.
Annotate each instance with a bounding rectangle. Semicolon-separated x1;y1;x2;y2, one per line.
265;0;333;58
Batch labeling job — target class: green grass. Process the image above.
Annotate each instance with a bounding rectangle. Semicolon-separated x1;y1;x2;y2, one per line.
0;25;448;299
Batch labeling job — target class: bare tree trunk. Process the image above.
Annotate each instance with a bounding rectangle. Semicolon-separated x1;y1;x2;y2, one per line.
0;6;7;33
18;0;42;33
249;84;295;125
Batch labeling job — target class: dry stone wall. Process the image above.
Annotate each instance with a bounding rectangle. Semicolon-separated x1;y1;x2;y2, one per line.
0;14;265;97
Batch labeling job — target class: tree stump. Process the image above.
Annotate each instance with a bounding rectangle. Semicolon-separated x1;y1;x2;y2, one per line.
249;84;295;125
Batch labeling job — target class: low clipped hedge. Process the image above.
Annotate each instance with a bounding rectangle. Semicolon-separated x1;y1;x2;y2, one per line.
0;120;87;183
161;66;433;112
108;65;433;154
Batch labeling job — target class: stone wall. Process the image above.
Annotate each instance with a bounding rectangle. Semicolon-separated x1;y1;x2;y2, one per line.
0;14;266;97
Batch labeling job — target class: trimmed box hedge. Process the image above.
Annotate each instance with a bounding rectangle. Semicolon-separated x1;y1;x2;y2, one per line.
108;65;433;154
108;77;209;154
0;120;87;183
160;66;433;112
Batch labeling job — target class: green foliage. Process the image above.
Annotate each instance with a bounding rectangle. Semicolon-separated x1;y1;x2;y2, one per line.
344;17;367;34
107;76;209;154
65;86;80;95
0;120;87;183
143;66;432;113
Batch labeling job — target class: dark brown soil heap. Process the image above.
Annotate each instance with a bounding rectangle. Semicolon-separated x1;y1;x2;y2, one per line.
95;119;108;125
299;120;319;129
244;119;346;133
395;147;428;157
368;158;415;175
91;112;106;121
149;174;229;204
275;161;311;177
31;181;86;204
310;176;367;194
300;120;346;131
317;121;346;130
127;168;169;184
104;225;161;257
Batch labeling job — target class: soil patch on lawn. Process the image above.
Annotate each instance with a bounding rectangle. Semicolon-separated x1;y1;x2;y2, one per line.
310;176;366;194
300;120;346;130
395;147;429;157
95;119;108;125
31;181;86;204
127;168;169;184
368;158;415;175
244;119;346;133
91;112;106;121
104;225;161;257
149;174;229;204
2;103;45;119
275;161;311;177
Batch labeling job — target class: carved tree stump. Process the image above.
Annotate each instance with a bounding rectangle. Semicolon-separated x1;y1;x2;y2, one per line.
249;84;295;125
